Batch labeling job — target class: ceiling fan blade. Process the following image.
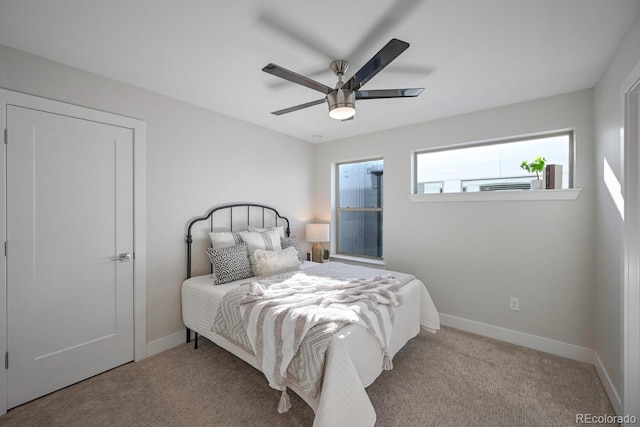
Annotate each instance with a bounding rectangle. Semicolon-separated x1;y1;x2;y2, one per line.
356;88;424;100
346;0;423;65
263;63;332;95
258;11;338;62
342;38;410;91
271;98;327;116
269;68;330;89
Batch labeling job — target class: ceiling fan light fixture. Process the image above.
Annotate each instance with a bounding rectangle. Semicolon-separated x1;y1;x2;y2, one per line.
329;106;356;120
327;89;356;120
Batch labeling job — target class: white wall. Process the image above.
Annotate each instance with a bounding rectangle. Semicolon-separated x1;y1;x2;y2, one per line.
0;44;314;343
314;90;596;348
593;12;640;409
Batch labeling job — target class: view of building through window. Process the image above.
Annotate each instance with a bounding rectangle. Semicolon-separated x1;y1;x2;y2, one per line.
414;132;572;193
336;159;383;259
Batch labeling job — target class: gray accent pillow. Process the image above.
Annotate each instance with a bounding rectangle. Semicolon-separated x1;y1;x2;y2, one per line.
206;242;252;285
280;236;302;261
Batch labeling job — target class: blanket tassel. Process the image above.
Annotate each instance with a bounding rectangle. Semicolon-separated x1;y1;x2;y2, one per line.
278;388;291;414
383;354;393;370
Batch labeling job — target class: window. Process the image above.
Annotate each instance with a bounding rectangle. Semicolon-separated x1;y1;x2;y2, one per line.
414;131;573;193
336;159;383;259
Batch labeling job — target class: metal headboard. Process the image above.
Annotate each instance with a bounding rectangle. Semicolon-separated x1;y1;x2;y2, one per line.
184;203;290;347
185;203;291;279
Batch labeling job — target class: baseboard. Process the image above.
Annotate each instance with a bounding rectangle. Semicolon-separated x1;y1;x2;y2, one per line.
440;313;594;362
146;329;186;358
592;350;623;414
439;313;622;413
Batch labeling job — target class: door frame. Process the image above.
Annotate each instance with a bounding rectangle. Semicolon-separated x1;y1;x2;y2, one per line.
0;88;147;415
623;63;640;421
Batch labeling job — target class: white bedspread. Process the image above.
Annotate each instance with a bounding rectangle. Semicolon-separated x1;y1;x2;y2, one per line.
239;270;406;408
181;262;440;427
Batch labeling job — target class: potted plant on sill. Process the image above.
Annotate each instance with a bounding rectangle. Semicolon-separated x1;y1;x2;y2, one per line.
520;156;546;190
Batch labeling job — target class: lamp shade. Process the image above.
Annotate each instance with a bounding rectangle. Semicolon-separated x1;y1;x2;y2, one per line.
306;223;330;243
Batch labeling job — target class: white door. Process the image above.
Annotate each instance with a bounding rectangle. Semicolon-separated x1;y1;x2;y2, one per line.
6;105;134;408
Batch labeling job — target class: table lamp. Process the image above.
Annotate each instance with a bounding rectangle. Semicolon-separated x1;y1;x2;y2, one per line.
306;223;330;263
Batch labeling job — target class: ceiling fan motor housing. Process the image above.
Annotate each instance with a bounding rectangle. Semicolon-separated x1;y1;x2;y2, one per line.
327;89;355;119
330;60;349;76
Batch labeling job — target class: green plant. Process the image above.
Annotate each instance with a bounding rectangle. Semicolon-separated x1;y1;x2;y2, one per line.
520;156;547;180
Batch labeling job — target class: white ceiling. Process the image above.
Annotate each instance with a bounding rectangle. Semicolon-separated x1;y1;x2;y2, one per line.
0;0;639;143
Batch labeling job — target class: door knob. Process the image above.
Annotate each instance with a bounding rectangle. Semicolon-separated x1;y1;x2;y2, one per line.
111;252;131;262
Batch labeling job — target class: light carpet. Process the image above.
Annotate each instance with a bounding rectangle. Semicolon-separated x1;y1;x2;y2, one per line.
0;326;614;426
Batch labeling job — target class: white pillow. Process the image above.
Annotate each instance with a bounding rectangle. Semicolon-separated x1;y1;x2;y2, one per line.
239;230;282;274
209;231;242;249
248;225;285;238
254;246;301;278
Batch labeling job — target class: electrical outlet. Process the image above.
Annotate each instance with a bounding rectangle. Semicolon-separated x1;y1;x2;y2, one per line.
509;297;520;311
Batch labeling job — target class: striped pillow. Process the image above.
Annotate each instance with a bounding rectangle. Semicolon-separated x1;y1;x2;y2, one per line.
239;230;282;275
208;231;243;249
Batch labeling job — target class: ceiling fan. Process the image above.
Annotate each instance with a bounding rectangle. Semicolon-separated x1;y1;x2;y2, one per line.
262;38;424;120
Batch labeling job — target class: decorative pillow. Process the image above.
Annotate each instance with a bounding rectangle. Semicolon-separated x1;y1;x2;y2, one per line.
206;243;252;285
254;246;301;278
280;236;302;261
248;225;285;238
239;230;283;274
209;231;243;249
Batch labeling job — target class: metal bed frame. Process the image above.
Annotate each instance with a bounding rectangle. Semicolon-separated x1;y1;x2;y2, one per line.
184;203;291;348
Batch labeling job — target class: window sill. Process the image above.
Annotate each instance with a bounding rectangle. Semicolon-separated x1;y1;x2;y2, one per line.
407;188;582;202
330;254;386;267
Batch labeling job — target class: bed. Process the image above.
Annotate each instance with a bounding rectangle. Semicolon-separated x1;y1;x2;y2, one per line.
181;203;440;426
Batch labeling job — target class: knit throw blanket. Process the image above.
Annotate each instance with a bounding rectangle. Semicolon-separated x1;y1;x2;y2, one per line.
238;263;413;413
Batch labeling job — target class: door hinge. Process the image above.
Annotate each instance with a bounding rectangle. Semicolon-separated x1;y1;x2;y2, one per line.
3;128;7;145
3;241;6;257
4;352;7;369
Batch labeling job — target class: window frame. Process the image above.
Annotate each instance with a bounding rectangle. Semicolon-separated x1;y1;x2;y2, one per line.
335;157;384;261
412;130;575;194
